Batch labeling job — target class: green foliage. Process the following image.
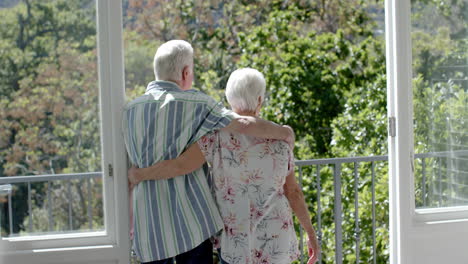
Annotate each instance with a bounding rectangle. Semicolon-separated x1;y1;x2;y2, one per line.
322;36;389;263
19;178;103;234
330;46;387;157
413;75;468;207
0;0;102;235
0;0;95;98
411;0;468;209
237;8;385;157
123;30;156;91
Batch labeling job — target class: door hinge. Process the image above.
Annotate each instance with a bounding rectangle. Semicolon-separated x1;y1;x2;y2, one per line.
388;116;396;137
108;163;114;177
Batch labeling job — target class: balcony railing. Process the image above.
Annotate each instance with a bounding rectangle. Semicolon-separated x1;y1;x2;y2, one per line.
1;150;467;264
294;155;387;264
0;172;103;235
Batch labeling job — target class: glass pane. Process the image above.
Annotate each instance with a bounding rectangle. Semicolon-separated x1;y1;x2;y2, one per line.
0;0;104;236
412;0;468;208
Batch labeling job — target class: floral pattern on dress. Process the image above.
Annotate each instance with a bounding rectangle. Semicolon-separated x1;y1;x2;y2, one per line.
199;131;300;264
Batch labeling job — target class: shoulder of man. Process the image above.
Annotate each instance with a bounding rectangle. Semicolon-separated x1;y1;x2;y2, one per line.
168;89;225;113
176;88;217;102
123;88;220;113
122;93;154;111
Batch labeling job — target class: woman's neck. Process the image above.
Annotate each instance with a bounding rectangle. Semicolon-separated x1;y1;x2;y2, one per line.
234;109;257;117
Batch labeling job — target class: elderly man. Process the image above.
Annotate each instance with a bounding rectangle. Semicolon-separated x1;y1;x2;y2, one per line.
122;41;294;264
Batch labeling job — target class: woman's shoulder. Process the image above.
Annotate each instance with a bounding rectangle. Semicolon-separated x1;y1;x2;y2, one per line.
228;133;291;155
257;138;290;150
217;131;290;146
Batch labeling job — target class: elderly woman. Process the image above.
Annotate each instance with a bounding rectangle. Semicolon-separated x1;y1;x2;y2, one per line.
129;68;320;264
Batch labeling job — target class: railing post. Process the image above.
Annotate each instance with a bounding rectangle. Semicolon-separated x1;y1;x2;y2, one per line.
8;192;13;235
28;182;32;232
422;158;426;206
438;157;443;206
298;166;304;263
68;181;73;230
316;164;322;264
430;158;435;207
371;162;377;264
333;163;343;264
353;162;360;263
0;184;13;236
47;181;54;231
87;178;93;230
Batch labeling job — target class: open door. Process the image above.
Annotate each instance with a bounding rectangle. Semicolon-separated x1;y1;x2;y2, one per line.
386;0;468;263
0;1;130;263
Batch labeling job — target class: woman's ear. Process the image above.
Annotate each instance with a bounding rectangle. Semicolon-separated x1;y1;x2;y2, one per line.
256;96;263;115
257;96;263;108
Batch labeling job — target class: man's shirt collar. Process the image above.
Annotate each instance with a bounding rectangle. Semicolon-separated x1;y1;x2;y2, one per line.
146;80;182;93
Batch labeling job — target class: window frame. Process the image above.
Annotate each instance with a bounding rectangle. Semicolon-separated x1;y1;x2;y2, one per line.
386;0;468;263
0;1;130;263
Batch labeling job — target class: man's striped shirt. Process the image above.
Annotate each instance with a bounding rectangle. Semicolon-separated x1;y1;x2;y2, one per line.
122;81;235;262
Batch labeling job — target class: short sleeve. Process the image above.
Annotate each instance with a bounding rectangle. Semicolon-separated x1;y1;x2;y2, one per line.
197;132;218;165
191;95;236;144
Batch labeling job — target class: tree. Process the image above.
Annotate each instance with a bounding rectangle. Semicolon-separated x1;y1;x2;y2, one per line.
0;0;95;98
0;0;101;235
236;7;385;157
122;0;379;100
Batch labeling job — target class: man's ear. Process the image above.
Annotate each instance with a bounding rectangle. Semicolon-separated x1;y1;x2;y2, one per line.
182;65;190;81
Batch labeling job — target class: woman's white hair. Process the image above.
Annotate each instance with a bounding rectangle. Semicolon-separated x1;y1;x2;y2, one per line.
153;40;193;81
225;68;266;112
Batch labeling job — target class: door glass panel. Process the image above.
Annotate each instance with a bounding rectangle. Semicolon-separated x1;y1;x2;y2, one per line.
0;0;104;237
412;0;468;208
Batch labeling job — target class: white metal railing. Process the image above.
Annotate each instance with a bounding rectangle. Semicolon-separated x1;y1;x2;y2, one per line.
1;150;467;263
293;150;468;264
295;155;387;264
0;172;102;235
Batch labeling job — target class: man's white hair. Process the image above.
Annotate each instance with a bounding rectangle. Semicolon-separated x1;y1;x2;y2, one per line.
153;40;193;81
225;68;266;111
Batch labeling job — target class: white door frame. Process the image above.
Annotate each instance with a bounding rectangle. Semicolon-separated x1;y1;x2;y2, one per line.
385;0;414;263
0;1;130;263
386;0;468;263
96;0;131;262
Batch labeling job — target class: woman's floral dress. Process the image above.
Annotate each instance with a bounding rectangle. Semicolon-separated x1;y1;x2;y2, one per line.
198;131;300;264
